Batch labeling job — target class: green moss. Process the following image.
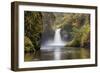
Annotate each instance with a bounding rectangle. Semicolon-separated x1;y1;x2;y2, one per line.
24;36;34;52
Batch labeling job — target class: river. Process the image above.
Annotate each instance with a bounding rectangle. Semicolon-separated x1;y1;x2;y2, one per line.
24;47;90;61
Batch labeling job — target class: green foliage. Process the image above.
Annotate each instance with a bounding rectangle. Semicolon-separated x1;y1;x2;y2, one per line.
63;13;90;47
24;36;34;52
67;23;90;47
24;11;43;51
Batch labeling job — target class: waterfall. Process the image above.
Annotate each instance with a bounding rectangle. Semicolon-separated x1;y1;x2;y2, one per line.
41;28;65;48
53;28;65;46
47;28;65;46
41;28;66;60
54;29;62;43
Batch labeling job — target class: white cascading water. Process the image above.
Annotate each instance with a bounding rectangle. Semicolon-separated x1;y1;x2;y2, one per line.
53;28;65;60
41;28;66;60
41;28;65;47
53;28;65;46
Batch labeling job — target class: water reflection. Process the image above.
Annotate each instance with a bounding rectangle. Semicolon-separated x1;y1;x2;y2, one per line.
24;47;90;61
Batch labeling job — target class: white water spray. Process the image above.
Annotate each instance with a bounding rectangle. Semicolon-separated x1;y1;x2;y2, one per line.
49;28;65;46
41;28;66;60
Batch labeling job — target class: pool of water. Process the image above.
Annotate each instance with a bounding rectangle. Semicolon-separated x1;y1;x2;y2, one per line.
24;47;90;62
